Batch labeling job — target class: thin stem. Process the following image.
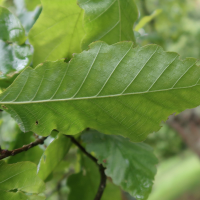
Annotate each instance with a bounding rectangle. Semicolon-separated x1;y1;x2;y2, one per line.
66;135;97;163
94;163;107;200
66;135;107;200
0;136;47;160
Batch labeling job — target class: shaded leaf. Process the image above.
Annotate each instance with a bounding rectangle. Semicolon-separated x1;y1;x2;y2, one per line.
0;42;200;141
102;180;122;200
78;0;138;49
0;40;32;88
82;130;158;200
68;153;100;200
28;0;85;66
0;6;26;44
0;161;45;193
37;133;71;180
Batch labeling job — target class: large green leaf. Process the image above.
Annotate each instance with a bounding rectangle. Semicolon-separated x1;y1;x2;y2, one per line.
0;6;26;44
0;161;45;196
37;133;71;180
78;0;138;49
0;41;32;88
0;41;200;141
28;0;85;66
82;130;157;200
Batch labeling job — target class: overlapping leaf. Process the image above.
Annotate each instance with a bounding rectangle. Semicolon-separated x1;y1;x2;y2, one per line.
0;161;45;199
68;153;100;200
37;133;71;180
78;0;138;49
0;41;32;88
28;0;85;66
0;42;200;141
82;130;158;200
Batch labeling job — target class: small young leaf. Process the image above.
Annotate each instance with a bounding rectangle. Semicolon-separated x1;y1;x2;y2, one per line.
78;0;138;49
0;6;26;44
82;130;158;200
37;134;71;180
28;0;85;66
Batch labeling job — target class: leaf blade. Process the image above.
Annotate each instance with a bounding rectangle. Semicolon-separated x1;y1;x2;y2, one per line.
28;0;85;66
0;161;45;193
0;42;200;141
37;133;71;180
78;0;138;49
0;6;26;44
82;130;158;200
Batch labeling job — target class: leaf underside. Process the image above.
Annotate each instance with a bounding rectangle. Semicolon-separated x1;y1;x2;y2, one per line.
0;41;200;141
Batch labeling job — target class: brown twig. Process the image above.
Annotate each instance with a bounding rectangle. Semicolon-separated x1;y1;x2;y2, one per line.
0;136;47;160
66;135;107;200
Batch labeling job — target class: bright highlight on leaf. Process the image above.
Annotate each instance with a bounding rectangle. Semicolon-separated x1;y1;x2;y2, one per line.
0;41;32;88
28;0;85;66
0;6;26;44
0;41;199;141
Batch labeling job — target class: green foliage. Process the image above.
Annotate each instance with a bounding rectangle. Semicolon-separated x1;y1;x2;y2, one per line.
68;152;100;200
0;41;200;142
28;0;85;66
0;6;26;44
0;161;45;199
0;0;199;199
82;130;157;200
78;0;138;49
38;133;71;180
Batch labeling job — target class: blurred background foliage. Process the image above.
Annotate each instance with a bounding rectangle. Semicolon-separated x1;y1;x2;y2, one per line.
1;0;200;199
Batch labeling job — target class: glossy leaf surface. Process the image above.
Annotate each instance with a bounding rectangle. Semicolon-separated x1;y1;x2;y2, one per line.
0;6;26;44
37;133;71;180
78;0;138;49
0;41;32;88
28;0;85;66
13;0;42;33
0;42;200;141
82;130;157;200
0;161;45;195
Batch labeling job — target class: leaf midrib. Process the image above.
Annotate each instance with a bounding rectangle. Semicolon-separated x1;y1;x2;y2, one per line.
1;84;199;105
